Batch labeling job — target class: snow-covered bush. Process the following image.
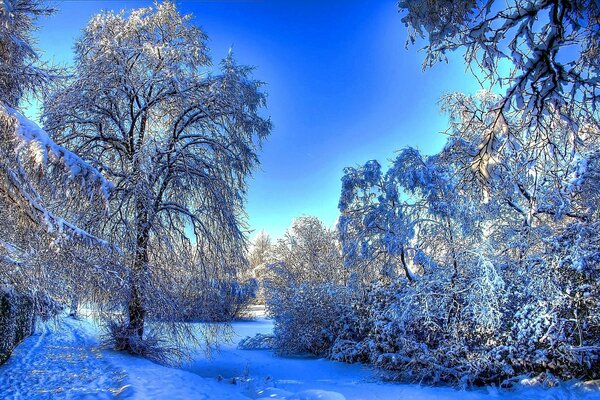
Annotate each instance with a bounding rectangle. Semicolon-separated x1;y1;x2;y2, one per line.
101;319;183;364
498;236;600;381
238;333;276;350
327;244;511;385
267;281;345;356
323;92;600;385
181;278;258;322
264;217;348;356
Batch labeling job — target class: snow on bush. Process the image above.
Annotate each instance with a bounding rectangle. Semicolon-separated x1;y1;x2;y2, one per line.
264;217;348;356
238;333;276;350
266;92;600;387
267;281;343;356
101;319;184;364
330;94;600;385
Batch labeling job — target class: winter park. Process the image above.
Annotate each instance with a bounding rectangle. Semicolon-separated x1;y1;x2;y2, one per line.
0;0;599;399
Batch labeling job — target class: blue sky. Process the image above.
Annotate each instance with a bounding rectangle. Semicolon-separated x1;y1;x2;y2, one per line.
28;0;480;240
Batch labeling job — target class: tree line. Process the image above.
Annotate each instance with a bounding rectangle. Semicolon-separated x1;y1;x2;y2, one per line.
252;0;599;386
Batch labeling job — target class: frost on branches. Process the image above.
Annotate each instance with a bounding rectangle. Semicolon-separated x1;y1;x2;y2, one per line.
263;217;348;356
1;0;113;304
265;91;599;386
337;92;600;385
0;0;59;108
398;0;600;184
43;1;271;356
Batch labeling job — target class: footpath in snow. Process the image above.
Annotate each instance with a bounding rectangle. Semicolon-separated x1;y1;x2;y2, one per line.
0;317;128;399
1;314;599;400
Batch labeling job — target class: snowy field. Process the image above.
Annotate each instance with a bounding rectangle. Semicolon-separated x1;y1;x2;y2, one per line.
0;313;599;400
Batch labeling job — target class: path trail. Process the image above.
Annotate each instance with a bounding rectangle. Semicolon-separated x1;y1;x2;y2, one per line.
0;318;129;399
0;316;249;399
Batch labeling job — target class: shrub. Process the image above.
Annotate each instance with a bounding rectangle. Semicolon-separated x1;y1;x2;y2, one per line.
266;282;344;356
101;319;183;364
181;278;258;322
0;287;36;365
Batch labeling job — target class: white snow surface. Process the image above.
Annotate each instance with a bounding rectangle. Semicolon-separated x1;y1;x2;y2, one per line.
1;312;599;400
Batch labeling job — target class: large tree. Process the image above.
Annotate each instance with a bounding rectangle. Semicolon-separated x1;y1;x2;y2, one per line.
44;2;270;351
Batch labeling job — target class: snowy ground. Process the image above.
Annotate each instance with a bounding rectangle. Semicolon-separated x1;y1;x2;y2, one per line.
0;317;129;399
1;312;599;400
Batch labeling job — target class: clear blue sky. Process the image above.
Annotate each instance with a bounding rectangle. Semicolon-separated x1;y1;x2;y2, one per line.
28;0;480;240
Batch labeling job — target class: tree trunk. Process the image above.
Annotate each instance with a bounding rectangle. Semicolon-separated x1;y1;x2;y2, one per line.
127;275;145;339
127;197;150;341
68;295;79;318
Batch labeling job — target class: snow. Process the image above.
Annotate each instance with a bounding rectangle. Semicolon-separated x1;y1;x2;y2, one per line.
0;316;241;400
1;313;599;400
3;105;113;199
0;106;114;248
104;347;243;400
0;318;129;399
256;388;346;400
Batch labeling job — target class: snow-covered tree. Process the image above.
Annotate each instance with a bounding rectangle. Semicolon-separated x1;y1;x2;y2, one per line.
0;0;59;107
398;0;599;182
249;231;272;270
43;2;270;354
247;231;273;304
267;217;345;286
330;90;600;385
439;91;600;383
1;0;112;302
